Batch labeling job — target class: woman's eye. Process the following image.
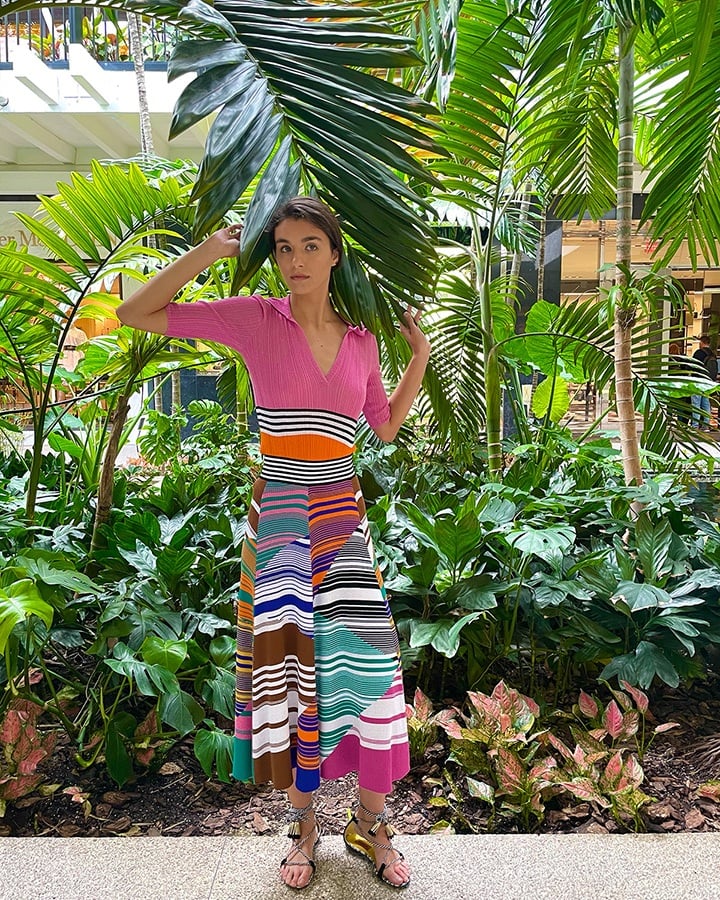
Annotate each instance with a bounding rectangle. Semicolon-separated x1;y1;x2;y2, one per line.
306;243;318;251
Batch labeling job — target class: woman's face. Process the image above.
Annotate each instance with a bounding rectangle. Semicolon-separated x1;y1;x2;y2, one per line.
273;217;338;296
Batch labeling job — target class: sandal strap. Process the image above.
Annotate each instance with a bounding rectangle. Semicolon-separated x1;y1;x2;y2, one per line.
281;842;317;870
354;804;402;863
285;801;314;840
356;801;396;838
281;817;320;869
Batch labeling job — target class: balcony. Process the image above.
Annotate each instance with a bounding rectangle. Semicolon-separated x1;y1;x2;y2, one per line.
1;7;179;68
0;6;206;189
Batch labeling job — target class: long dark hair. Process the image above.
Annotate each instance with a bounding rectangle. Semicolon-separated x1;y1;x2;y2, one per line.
267;196;345;268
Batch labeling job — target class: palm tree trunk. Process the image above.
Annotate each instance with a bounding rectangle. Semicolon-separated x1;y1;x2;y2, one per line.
171;369;182;412
128;12;170;412
536;207;546;303
88;17;154;550
127;13;153;157
615;22;643;487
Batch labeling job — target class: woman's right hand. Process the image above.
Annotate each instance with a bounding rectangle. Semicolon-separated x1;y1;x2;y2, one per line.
205;223;243;261
117;222;244;334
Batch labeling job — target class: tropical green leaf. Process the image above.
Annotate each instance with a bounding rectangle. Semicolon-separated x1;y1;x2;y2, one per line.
0;579;54;654
633;640;680;688
409;612;483;657
506;525;576;557
634;513;673;582
12;555;101;595
158;689;205;736
611;581;673;611
531;375;571;422
140;636;188;673
640;1;720;265
235;136;300;289
105;712;137;788
194;726;233;782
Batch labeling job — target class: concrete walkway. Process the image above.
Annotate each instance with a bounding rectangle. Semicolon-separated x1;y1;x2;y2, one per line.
1;833;719;900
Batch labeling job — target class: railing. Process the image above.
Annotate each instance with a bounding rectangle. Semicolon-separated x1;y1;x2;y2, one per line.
0;6;180;67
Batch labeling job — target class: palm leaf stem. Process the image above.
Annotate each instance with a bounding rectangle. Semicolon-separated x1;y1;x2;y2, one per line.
474;216;502;476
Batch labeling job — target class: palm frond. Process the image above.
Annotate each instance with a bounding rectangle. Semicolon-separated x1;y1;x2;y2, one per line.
506;294;713;458
639;0;720;266
8;0;444;328
381;0;461;109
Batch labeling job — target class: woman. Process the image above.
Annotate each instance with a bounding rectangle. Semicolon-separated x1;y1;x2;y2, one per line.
117;197;430;890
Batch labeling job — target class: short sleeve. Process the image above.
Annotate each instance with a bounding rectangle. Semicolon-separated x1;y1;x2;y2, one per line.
362;333;391;428
164;295;266;356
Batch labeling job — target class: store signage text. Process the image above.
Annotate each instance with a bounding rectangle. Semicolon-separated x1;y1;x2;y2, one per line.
0;229;42;249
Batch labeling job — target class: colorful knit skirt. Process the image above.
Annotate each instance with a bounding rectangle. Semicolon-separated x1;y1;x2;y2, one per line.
232;473;410;794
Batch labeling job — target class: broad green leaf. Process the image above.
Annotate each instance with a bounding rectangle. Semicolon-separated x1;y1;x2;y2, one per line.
506;525;576;558
635;513;672;582
105;645;156;696
170;58;257;139
611;581;672;612
409;619;451;650
0;579;54;654
105;712;137;788
441;575;498;611
516;301;589;382
198;666;235;719
158;689;205;736
194;726;233;783
434;512;483;569
531;375;571;422
177;0;236;41
209;634;235;667
140;636;188;674
119;544;158;577
633;641;680;689
235;135;300;288
156;547;198;579
13;556;101;595
167;38;247;81
410;612;483;658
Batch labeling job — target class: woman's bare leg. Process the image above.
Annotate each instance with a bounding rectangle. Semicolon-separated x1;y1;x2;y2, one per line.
356;788;411;886
279;783;317;889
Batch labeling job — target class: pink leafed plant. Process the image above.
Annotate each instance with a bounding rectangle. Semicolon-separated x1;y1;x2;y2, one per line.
0;698;57;818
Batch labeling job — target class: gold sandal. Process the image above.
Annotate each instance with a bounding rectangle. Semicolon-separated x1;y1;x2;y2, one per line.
343;802;410;889
280;802;320;890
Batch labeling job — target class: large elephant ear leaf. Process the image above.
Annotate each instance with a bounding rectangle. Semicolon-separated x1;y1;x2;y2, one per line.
233;136;301;291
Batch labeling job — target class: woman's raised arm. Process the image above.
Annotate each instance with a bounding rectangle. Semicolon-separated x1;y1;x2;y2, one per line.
116;225;242;334
373;306;431;442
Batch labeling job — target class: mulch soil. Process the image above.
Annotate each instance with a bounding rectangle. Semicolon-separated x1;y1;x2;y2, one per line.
4;679;720;840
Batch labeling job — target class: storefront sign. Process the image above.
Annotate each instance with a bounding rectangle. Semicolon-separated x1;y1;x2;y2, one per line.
0;201;45;256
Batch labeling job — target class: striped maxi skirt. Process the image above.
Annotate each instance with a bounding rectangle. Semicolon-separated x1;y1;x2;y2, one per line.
232;473;410;794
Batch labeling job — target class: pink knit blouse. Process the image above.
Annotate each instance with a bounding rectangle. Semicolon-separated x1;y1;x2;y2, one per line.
164;295;391;428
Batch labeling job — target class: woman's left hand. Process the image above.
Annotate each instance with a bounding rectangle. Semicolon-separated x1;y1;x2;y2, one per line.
399;306;430;359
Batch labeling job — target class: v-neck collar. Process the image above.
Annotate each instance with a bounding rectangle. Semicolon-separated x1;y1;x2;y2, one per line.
269;295;364;380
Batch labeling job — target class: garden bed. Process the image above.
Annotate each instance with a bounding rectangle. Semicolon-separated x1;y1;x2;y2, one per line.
3;678;720;840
